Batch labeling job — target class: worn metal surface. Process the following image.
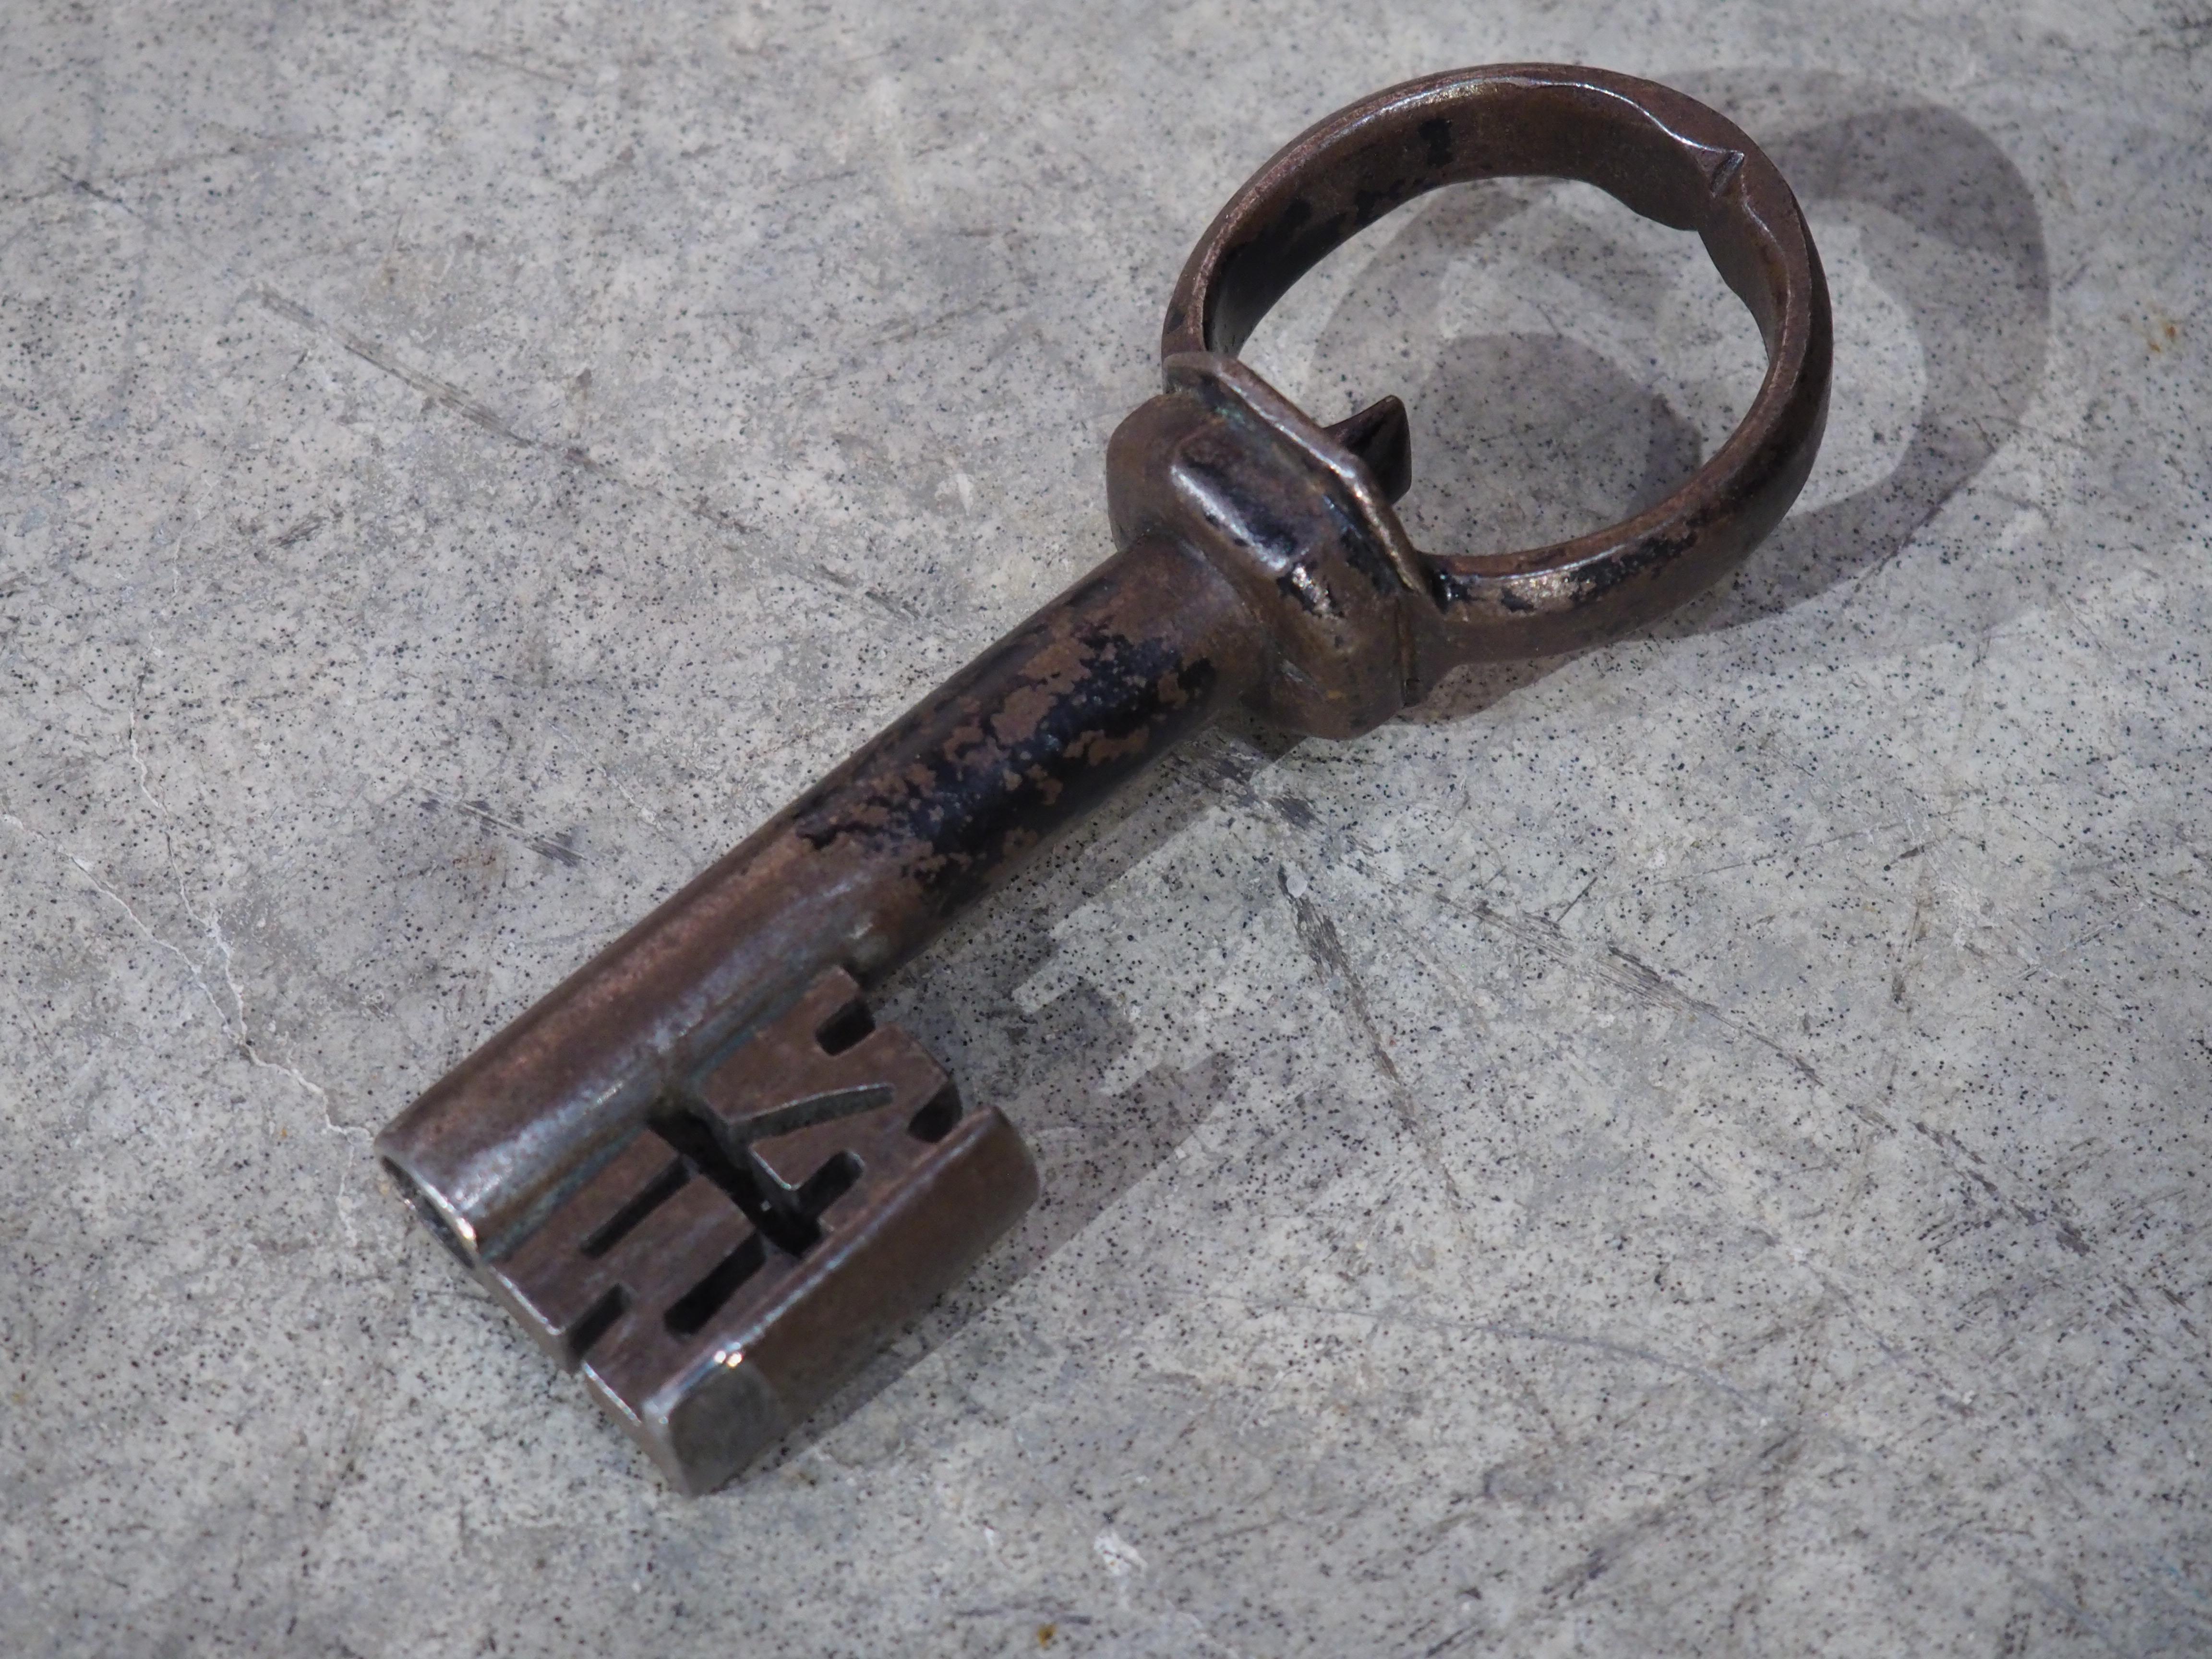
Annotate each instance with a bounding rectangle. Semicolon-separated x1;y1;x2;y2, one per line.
377;66;1830;1493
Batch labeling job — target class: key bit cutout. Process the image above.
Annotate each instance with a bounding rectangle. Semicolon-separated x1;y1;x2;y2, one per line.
483;968;1036;1493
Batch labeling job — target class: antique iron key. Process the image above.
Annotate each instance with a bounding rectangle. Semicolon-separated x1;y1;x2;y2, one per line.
377;64;1831;1492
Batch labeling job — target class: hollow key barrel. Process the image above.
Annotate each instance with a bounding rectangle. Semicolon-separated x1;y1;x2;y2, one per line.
376;65;1830;1493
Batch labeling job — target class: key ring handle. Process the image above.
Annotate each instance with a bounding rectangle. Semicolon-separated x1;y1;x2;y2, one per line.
1164;64;1833;661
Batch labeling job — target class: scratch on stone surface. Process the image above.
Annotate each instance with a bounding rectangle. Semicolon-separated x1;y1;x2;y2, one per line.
1211;1170;2158;1617
1549;862;1605;925
1602;942;1824;1089
873;298;1007;347
1422;1616;1485;1657
445;42;585;86
1903;1116;2097;1260
0;974;65;1088
128;707;347;1126
1282;873;1474;1213
1686;807;1966;879
1451;849;2176;1318
251;287;943;630
2005;1562;2131;1653
4;130;312;208
1399;1309;1771;1416
66;834;337;1122
2007;902;2147;987
418;791;589;867
1285;881;1401;1086
1432;888;1824;1089
53;170;127;209
1377;916;1494;1044
1534;1428;1806;1605
285;1273;417;1620
1165;1284;1774;1417
1412;1426;1814;1658
256;287;537;448
810;560;926;625
5;734;346;1166
1891;854;1942;1010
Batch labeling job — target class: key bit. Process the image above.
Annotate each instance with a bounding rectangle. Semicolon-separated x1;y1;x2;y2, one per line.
376;64;1831;1493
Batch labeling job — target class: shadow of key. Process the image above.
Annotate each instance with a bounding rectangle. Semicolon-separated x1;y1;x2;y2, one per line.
1666;83;2052;641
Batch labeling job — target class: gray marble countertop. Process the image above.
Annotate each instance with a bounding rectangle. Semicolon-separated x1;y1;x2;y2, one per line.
4;2;2208;1654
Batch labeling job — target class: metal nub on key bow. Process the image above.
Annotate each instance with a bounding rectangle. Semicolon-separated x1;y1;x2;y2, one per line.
377;64;1832;1494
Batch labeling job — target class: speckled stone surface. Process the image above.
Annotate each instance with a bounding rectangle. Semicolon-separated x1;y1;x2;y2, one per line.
3;2;2208;1654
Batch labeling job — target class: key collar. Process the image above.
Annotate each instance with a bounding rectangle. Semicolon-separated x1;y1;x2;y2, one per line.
1163;64;1833;666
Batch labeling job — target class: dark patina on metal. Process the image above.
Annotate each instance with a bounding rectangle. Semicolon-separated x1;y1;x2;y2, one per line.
377;65;1831;1493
